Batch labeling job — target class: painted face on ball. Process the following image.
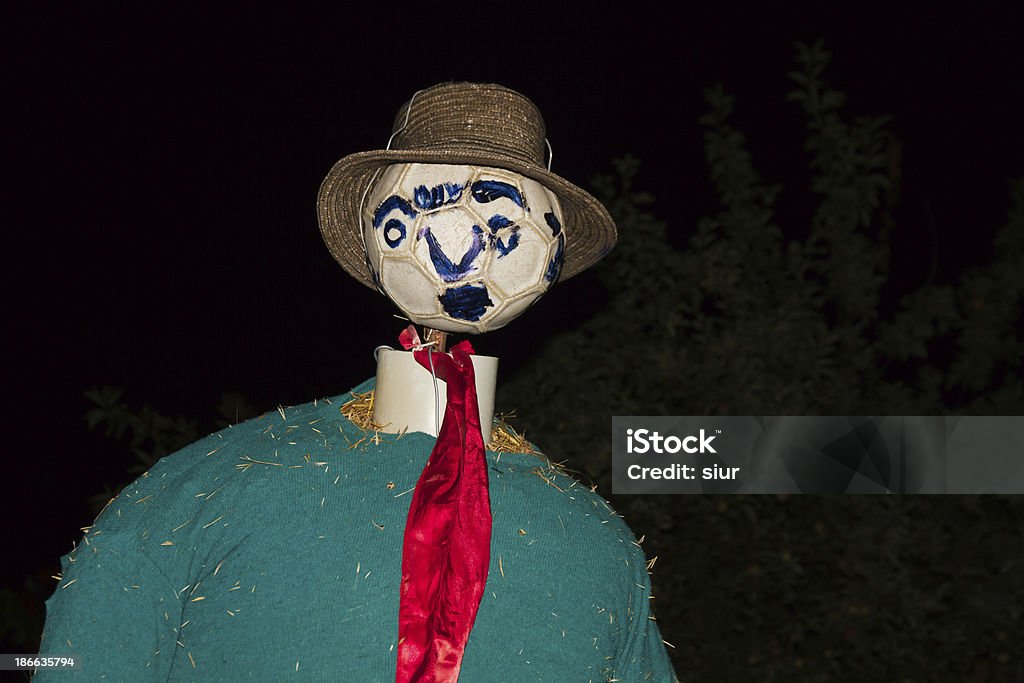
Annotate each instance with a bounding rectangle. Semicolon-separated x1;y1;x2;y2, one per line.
363;163;565;334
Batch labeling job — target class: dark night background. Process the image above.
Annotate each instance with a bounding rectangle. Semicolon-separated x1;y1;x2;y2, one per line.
4;5;1023;681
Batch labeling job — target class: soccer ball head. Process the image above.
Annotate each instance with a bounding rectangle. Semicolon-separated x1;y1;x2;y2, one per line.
362;163;565;334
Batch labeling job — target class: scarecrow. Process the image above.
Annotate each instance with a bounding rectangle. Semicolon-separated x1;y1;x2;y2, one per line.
38;82;677;682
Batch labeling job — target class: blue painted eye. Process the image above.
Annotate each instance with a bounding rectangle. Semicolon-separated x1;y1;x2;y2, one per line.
373;196;417;228
487;214;513;232
384;218;406;248
494;227;520;258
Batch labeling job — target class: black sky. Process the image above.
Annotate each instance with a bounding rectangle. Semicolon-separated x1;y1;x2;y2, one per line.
4;6;1022;590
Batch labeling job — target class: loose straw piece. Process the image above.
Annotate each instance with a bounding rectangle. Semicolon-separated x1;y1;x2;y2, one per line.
341;390;542;456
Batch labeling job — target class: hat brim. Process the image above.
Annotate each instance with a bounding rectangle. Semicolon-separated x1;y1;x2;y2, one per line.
317;148;616;290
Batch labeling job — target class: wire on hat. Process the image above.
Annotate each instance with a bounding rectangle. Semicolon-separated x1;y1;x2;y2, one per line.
386;89;424;152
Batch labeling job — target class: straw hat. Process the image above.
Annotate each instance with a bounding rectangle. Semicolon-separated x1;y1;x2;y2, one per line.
317;82;617;289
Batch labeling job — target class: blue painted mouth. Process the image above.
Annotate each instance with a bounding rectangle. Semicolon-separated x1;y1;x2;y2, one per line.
439;284;494;322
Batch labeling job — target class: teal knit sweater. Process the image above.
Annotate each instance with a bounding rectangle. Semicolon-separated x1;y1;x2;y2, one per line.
38;380;676;681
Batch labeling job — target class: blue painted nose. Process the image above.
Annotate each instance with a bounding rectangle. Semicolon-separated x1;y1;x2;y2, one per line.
422;225;486;282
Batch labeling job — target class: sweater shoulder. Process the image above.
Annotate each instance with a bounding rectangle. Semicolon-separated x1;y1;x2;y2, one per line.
485;451;649;585
79;386;371;550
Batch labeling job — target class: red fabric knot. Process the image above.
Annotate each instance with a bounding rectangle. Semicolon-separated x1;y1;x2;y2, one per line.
396;338;491;683
398;324;423;351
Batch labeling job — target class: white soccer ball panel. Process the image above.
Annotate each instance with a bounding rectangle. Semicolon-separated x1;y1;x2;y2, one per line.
413;314;480;335
493;292;544;328
379;258;441;318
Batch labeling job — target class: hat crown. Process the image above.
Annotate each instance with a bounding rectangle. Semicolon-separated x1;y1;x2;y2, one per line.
388;82;547;168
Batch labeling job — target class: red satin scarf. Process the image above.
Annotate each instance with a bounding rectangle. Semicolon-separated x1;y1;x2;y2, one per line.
396;337;492;682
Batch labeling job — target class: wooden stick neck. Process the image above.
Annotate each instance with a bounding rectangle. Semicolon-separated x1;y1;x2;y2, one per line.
423;328;448;354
